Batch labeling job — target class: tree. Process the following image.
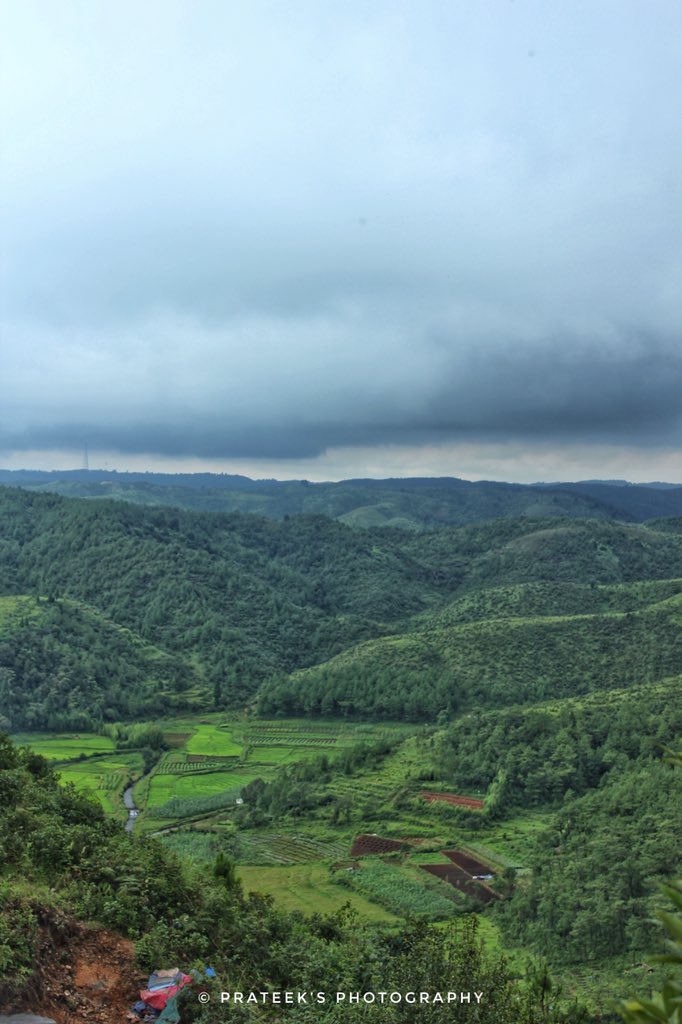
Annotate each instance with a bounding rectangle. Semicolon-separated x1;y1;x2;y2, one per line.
620;752;682;1024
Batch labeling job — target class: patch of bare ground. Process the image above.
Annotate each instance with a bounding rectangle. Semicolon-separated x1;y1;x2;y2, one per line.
1;909;140;1024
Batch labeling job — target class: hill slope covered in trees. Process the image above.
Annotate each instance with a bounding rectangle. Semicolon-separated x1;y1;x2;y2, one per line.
3;487;682;726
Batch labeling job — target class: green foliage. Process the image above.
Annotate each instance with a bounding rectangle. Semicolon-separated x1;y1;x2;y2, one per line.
0;595;197;729
496;762;682;964
619;751;682;1024
5;467;661;528
5;488;682;725
434;681;682;812
213;852;239;890
339;859;457;920
0;730;591;1021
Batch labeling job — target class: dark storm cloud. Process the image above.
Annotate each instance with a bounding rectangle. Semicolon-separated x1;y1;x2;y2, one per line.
1;1;681;463
3;328;681;459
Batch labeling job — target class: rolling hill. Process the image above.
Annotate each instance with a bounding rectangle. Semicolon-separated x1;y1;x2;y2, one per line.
4;486;682;726
5;467;682;528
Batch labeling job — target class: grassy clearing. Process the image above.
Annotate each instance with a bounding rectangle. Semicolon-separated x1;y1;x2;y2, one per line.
11;732;116;761
237;862;399;922
185;723;243;757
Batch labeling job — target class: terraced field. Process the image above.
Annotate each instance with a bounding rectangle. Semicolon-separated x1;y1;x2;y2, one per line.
144;769;259;808
235;830;349;866
58;753;143;815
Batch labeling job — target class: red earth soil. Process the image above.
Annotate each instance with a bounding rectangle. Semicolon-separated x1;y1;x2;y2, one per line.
350;834;405;857
419;791;484;810
420;864;497;904
443;850;493;875
4;919;142;1024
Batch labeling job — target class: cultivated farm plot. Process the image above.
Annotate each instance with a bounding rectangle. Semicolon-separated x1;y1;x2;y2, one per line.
243;720;348;735
153;751;239;775
246;733;339;748
420;790;485;810
244;744;326;766
343;859;458;920
184;723;242;757
58;753;143;814
236;830;349;866
11;732;116;761
350;834;405;857
145;769;259;808
237;862;399;922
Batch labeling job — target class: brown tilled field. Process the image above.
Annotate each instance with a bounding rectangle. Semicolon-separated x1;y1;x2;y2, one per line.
420;790;484;809
443;850;493;875
350;834;405;857
420;864;497;903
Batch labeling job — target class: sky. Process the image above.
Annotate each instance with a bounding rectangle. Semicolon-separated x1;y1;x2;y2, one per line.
1;0;681;483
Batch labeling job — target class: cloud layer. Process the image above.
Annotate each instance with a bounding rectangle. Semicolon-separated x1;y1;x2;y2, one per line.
1;1;681;469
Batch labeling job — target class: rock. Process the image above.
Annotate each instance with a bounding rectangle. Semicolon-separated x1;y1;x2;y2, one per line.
0;1015;57;1024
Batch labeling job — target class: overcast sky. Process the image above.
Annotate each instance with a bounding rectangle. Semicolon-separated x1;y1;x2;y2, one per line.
1;0;681;482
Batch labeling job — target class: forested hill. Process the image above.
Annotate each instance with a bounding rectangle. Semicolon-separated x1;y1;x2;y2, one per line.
4;467;682;527
3;485;682;727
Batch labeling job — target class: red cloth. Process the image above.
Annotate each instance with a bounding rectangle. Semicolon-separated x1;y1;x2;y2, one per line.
141;974;192;1009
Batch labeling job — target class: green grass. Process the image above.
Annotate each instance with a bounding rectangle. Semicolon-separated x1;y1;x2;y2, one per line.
341;859;458;920
57;753;143;815
145;769;257;808
11;732;116;761
237;862;399;922
185;723;243;757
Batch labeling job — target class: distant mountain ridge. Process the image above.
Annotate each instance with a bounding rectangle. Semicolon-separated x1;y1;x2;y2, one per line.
2;468;682;527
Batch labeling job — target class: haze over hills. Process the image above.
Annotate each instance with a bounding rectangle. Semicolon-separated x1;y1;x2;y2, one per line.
2;468;682;529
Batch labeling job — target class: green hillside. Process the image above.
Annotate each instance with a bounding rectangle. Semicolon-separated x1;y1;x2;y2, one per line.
0;595;203;729
260;587;682;718
4;488;682;726
425;578;682;627
0;468;643;528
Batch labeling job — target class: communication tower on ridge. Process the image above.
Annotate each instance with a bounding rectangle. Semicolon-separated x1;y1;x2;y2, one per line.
83;441;89;471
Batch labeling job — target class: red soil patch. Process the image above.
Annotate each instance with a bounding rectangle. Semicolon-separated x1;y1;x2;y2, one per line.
3;917;141;1024
350;834;405;857
443;850;493;875
420;864;497;904
420;790;484;810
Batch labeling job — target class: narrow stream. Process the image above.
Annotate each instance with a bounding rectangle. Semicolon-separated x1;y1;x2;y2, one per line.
123;783;139;832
